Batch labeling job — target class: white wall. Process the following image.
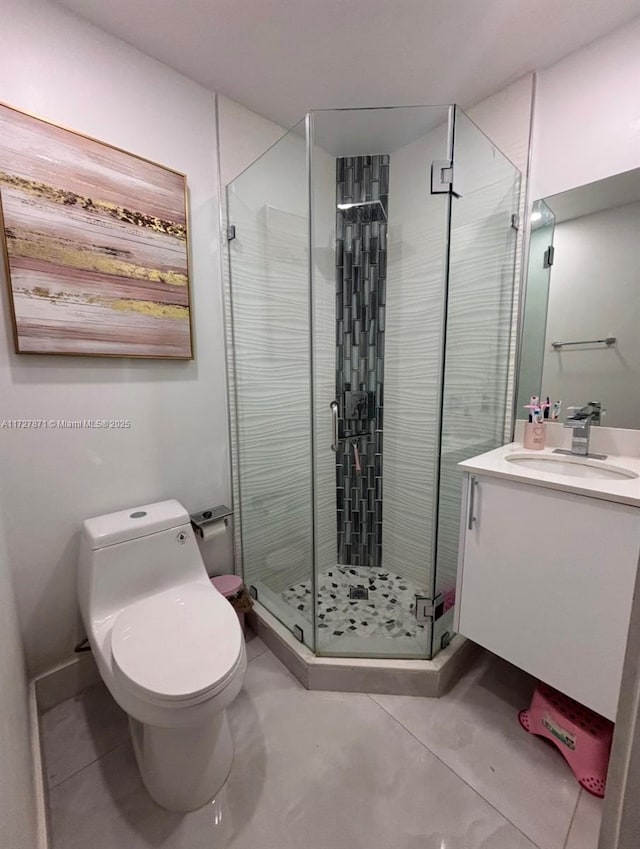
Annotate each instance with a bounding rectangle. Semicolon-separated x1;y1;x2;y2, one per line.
532;18;640;200
0;0;229;676
541;202;640;429
467;74;533;178
217;95;286;187
0;507;40;849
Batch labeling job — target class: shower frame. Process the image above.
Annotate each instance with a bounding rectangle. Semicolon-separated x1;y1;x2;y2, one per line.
222;104;521;663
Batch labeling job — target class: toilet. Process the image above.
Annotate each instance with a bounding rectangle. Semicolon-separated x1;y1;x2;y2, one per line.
77;499;246;812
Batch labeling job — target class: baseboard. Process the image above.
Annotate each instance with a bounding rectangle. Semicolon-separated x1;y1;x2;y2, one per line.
248;605;311;687
34;651;101;713
30;652;102;847
248;602;482;697
436;634;482;696
29;682;50;849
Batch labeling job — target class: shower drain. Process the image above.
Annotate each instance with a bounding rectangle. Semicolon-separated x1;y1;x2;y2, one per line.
349;586;369;600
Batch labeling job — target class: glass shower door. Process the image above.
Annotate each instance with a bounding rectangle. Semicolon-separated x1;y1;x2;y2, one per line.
308;106;455;659
433;107;521;654
225;122;315;649
227;105;521;662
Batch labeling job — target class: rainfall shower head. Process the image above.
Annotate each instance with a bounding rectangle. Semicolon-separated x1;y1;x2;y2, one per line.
337;200;387;223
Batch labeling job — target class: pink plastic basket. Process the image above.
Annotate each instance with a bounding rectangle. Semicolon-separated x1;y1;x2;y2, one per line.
519;681;613;797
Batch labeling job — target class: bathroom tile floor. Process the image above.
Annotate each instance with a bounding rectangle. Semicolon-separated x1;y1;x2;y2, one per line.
42;631;603;849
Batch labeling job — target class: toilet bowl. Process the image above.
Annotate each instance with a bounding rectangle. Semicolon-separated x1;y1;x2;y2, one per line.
77;499;246;812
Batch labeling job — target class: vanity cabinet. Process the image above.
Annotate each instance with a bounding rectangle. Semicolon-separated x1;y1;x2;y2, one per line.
455;473;640;720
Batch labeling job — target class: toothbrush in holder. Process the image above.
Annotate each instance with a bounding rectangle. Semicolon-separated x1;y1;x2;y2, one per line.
524;400;547;424
523;397;547;449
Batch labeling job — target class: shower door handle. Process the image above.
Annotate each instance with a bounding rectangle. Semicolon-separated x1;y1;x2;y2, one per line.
330;401;339;452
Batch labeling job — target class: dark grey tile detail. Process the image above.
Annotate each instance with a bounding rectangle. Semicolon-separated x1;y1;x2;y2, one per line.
380;164;389;194
334;153;389;571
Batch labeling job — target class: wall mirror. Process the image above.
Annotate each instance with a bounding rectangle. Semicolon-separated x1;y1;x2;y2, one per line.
517;167;640;429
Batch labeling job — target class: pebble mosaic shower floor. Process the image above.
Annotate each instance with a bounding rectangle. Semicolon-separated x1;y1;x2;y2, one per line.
281;565;427;639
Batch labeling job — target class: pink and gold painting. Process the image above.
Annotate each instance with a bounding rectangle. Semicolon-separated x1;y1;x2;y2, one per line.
0;103;192;358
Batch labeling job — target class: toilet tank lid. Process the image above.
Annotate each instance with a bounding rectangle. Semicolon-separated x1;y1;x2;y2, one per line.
82;499;190;549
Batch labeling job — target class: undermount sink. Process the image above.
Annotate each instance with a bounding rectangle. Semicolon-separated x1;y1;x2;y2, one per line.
505;453;638;481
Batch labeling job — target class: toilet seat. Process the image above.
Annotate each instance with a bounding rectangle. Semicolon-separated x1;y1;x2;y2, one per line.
111;582;243;706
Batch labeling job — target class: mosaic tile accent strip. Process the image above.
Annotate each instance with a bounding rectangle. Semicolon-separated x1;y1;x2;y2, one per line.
335;154;389;568
281;565;426;640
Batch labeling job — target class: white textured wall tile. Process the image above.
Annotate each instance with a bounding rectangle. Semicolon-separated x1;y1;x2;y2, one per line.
383;124;450;593
226;133;312;595
437;114;521;596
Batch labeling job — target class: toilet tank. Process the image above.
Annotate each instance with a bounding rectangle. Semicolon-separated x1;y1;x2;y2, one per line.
78;499;208;623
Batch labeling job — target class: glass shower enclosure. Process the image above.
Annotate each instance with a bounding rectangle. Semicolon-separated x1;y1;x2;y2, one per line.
224;106;520;660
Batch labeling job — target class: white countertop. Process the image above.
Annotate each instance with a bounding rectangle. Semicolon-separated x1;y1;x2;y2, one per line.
459;442;640;508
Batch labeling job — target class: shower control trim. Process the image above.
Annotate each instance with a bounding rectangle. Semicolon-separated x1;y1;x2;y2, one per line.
330;400;339;452
345;390;368;420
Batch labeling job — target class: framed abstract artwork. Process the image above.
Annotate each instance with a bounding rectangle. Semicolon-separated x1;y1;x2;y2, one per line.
0;103;192;358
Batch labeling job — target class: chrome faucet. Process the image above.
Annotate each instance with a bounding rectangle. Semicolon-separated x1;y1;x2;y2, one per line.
554;401;606;459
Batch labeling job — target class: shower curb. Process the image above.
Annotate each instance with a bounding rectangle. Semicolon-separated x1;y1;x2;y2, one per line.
247;602;481;697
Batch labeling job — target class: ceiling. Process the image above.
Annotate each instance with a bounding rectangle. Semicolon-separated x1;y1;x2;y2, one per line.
55;0;640;129
310;106;451;157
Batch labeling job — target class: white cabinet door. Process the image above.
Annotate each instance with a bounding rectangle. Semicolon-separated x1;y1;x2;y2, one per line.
456;474;640;720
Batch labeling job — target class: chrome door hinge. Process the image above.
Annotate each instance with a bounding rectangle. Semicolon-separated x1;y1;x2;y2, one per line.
510;213;520;230
430;159;462;198
543;245;554;268
415;594;445;623
431;160;453;194
227;225;236;241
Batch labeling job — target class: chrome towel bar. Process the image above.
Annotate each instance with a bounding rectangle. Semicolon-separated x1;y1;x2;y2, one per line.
551;336;616;349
